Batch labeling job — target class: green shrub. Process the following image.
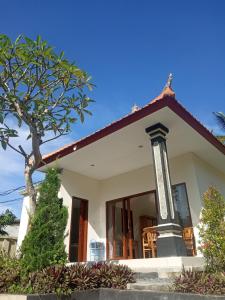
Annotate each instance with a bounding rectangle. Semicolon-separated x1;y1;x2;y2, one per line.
0;261;135;295
27;265;71;295
0;253;21;293
198;186;225;272
172;187;225;295
26;263;135;294
28;264;96;294
92;262;135;289
172;269;225;295
64;264;98;291
20;168;68;273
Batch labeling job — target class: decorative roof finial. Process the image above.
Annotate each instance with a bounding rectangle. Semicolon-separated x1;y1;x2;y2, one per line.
165;73;173;89
149;73;176;104
131;103;139;113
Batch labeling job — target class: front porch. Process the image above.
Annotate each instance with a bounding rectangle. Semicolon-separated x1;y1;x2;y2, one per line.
61;149;203;264
36;95;225;267
59;117;203;264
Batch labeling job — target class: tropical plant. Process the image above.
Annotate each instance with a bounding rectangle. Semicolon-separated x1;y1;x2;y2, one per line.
172;269;225;295
214;112;225;130
0;209;16;235
91;262;135;289
20;168;68;272
0;252;21;293
214;112;225;144
217;135;225;144
0;260;135;295
0;34;93;215
198;186;225;272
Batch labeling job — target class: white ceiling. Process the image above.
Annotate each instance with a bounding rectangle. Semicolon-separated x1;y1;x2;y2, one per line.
40;107;225;180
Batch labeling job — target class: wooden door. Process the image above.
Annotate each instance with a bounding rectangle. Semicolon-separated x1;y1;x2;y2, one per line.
107;198;134;260
69;198;88;262
126;198;133;259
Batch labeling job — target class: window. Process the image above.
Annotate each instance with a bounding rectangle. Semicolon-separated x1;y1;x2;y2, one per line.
172;183;192;228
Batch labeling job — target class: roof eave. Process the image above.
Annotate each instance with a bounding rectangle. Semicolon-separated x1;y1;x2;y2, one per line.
40;96;225;168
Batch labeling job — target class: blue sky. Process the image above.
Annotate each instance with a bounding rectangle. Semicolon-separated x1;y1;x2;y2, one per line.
0;0;225;217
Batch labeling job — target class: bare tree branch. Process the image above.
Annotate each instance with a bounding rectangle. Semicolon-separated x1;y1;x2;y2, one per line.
18;145;28;158
41;132;66;145
6;141;25;157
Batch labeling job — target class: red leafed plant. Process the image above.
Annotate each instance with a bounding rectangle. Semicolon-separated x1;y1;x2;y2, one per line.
172;269;225;295
0;259;135;295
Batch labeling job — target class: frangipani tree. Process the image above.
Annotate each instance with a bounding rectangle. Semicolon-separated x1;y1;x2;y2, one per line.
0;34;93;215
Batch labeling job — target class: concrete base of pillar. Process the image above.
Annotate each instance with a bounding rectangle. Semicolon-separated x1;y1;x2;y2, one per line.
157;235;187;257
155;223;187;257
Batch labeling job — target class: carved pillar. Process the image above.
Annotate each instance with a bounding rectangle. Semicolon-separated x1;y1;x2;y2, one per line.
146;123;187;256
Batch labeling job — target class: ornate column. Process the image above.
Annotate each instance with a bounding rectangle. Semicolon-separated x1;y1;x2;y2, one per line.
145;123;187;256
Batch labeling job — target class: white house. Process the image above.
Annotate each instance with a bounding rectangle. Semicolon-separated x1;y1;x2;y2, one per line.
0;219;20;257
17;83;225;273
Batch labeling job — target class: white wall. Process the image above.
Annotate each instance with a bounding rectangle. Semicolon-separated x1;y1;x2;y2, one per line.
16;195;31;252
192;154;225;198
59;169;100;260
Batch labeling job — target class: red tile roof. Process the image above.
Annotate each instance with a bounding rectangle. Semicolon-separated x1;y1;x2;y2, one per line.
40;87;225;167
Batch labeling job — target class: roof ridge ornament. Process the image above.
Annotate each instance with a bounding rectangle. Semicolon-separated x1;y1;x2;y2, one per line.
165;73;173;89
131;103;140;113
150;73;175;104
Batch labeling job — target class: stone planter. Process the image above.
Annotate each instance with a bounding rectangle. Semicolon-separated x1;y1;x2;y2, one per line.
1;288;225;299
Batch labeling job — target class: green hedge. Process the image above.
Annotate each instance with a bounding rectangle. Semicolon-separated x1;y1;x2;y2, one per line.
172;187;225;295
198;186;225;272
20;168;68;273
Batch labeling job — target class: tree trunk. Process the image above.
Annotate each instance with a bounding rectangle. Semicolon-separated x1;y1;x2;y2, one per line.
24;166;36;217
24;128;42;217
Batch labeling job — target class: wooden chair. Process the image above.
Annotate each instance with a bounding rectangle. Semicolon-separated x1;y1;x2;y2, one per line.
182;227;196;256
139;215;157;239
142;229;158;258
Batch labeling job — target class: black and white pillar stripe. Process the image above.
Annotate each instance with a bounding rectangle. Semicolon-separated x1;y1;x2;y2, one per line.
146;123;187;257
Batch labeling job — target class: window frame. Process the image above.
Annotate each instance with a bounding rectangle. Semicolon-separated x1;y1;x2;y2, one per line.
172;182;193;228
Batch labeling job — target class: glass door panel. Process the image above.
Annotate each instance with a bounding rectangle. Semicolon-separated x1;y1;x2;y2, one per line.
114;205;123;257
106;198;133;260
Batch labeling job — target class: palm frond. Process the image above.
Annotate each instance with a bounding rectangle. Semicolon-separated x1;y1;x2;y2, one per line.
214;112;225;131
216;135;225;145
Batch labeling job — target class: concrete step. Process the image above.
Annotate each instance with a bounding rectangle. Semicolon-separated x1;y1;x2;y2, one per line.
128;279;172;292
129;274;172;291
134;272;158;281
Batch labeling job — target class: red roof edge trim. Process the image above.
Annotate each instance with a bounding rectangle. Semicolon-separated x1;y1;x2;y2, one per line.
40;95;225;168
40;98;168;167
167;98;225;155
